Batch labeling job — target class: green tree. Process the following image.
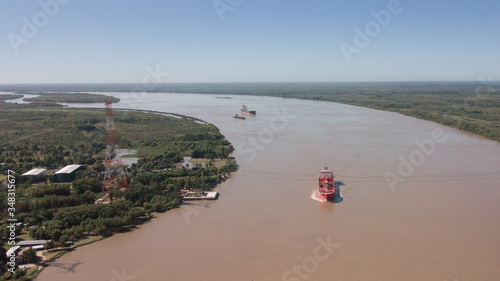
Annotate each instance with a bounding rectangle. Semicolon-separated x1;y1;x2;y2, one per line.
59;235;69;247
45;241;56;249
52;230;61;242
96;225;107;236
73;178;102;194
13;268;27;279
22;248;37;264
0;241;6;270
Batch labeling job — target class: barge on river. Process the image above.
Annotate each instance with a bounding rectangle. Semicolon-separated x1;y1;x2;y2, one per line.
232;114;246;120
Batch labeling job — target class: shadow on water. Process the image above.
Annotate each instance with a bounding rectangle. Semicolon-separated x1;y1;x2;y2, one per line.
182;202;212;209
50;260;84;273
331;181;345;204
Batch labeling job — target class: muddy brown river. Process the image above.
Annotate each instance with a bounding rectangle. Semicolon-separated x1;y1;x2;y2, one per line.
37;93;500;281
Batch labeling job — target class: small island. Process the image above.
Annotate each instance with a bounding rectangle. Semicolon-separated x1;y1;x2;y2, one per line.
0;94;24;101
22;92;121;104
0;91;120;104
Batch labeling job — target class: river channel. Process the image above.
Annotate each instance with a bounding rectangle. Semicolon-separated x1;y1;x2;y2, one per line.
38;93;500;281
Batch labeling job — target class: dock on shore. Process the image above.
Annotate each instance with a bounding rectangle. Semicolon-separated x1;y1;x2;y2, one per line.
183;191;219;201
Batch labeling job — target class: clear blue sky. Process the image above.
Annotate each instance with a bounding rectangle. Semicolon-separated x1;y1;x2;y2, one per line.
1;0;499;83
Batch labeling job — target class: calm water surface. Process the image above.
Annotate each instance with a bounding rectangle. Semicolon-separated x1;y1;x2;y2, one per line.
38;93;500;281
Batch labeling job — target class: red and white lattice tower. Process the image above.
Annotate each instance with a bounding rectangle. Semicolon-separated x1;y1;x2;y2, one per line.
102;100;129;193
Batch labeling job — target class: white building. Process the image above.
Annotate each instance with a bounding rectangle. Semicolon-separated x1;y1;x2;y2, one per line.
22;168;47;177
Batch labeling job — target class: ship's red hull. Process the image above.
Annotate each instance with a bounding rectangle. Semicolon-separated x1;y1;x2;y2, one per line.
241;110;256;115
240;105;256;115
318;167;335;201
318;190;335;201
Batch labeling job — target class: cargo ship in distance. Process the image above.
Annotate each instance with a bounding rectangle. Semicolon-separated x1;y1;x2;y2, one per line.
318;167;335;201
241;105;256;115
232;114;245;120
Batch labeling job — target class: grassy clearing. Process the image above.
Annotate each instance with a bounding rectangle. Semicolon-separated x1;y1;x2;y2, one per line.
188;158;228;169
121;153;138;158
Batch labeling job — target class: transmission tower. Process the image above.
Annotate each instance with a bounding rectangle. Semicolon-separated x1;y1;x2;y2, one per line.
102;100;129;193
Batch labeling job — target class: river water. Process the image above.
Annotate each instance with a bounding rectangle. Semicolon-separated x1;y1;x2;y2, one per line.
38;93;500;281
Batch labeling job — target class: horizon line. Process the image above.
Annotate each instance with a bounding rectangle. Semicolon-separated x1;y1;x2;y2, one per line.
1;80;499;86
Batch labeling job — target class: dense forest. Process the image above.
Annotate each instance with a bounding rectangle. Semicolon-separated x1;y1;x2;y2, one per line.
0;98;237;280
0;101;234;172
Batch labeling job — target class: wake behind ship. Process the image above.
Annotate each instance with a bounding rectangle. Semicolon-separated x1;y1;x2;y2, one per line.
241;105;256;115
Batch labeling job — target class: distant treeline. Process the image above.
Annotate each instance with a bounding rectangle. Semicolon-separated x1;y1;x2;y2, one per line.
2;81;500;96
1;82;498;142
23;92;120;103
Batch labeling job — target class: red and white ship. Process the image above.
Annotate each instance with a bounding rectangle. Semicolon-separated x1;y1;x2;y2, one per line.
241;105;256;115
318;167;335;201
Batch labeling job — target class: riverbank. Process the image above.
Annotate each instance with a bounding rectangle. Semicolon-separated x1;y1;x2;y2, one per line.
0;100;237;280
